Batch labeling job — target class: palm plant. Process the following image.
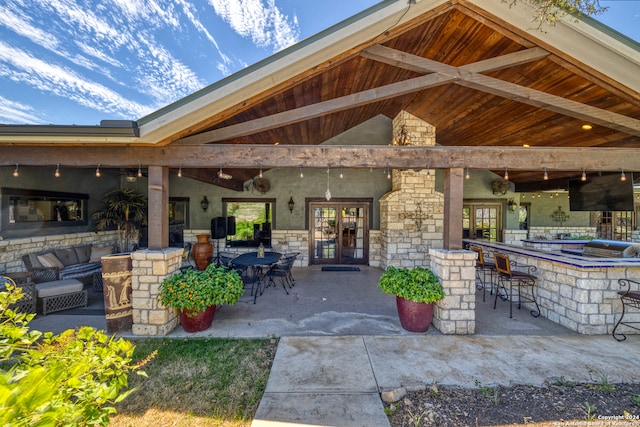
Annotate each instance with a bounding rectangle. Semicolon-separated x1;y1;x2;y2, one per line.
92;189;148;252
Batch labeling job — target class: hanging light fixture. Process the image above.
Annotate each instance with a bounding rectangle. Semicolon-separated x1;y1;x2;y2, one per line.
339;165;344;179
543;167;548;181
177;164;183;177
426;164;431;177
95;164;101;177
13;163;19;177
54;163;60;178
137;164;143;178
386;165;391;180
217;166;232;180
620;168;627;182
503;167;509;181
581;168;587;181
259;164;263;178
465;166;470;180
299;165;304;178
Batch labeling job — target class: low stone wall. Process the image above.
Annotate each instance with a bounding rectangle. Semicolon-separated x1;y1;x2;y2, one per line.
429;248;476;334
0;231;118;273
529;226;596;240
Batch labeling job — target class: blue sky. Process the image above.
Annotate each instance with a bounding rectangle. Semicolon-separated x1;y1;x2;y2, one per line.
0;0;638;126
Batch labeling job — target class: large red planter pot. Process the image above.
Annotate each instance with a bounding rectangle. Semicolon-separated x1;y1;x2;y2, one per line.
178;305;216;333
396;296;434;333
192;234;214;271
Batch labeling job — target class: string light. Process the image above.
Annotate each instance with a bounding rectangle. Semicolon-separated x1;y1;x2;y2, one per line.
504;167;509;181
137;164;142;178
259;164;263;178
465;166;470;180
54;163;60;178
95;164;101;177
339;165;344;179
426;164;431;177
581;168;587;181
177;164;182;177
543;167;548;180
620;168;627;182
299;166;304;179
386;165;391;180
13;163;18;177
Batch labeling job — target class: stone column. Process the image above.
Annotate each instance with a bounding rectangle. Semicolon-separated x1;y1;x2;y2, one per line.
379;110;444;269
429;248;476;334
131;248;183;336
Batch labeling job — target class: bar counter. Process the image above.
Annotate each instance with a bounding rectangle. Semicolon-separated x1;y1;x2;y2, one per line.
464;239;640;335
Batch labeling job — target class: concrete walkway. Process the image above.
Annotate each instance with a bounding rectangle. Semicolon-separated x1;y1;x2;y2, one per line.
252;335;640;427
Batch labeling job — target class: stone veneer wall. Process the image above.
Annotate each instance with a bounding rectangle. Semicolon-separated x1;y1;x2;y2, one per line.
131;248;183;336
503;229;528;246
369;230;382;268
429;248;476;334
528;226;596;240
0;231;118;273
379;111;444;269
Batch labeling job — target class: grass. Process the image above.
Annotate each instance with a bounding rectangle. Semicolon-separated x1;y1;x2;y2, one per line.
110;337;278;427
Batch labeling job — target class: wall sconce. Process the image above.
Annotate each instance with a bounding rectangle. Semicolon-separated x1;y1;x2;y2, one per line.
200;196;209;212
508;199;518;212
288;196;295;213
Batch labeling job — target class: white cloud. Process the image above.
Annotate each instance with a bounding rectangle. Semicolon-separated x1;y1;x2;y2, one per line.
0;4;60;52
208;0;300;52
0;41;153;119
0;95;44;124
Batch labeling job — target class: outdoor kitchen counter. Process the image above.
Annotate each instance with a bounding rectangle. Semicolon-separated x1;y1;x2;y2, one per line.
521;239;591;253
464;239;640;335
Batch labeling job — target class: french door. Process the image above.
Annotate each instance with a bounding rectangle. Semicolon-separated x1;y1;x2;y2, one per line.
310;202;369;265
463;203;502;242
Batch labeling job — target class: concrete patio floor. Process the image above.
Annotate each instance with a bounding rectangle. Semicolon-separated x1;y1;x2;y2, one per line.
28;265;576;337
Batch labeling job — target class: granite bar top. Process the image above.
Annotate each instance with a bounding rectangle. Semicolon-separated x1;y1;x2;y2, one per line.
464;239;640;269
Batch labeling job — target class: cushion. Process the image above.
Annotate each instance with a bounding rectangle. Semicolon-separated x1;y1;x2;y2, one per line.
54;248;79;266
36;279;83;298
27;253;44;269
74;244;92;263
90;246;114;262
37;253;64;269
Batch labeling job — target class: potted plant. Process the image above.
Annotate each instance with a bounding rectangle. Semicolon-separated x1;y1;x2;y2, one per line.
92;189;148;253
378;266;445;332
159;264;244;332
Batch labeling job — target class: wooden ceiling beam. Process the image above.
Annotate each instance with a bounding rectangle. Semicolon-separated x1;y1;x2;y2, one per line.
364;44;640;136
173;47;552;146
3;145;640;171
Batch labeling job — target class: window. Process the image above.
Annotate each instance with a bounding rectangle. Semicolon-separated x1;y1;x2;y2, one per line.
223;198;274;247
2;187;88;229
463;203;503;242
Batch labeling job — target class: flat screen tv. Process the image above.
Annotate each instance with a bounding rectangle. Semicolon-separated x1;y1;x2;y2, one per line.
569;173;634;211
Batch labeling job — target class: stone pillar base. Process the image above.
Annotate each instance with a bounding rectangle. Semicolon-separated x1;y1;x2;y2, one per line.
131;248;183;336
429;248;477;334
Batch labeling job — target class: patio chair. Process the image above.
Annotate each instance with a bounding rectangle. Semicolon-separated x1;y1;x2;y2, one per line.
265;256;295;295
612;279;640;341
493;253;540;319
469;245;496;302
282;252;300;287
1;275;36;314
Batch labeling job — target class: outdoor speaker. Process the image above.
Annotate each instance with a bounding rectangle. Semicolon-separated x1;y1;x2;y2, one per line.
211;217;227;239
227;216;236;236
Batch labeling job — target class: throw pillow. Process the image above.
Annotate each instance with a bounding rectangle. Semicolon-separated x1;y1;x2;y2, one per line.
74;244;92;263
37;252;65;269
54;248;80;266
89;246;114;263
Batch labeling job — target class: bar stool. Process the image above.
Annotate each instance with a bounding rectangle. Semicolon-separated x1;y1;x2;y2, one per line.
493;253;540;318
612;279;640;341
469;245;496;302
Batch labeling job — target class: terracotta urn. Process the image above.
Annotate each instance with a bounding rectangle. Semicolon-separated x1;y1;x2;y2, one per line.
192;234;213;270
396;296;434;333
178;305;216;333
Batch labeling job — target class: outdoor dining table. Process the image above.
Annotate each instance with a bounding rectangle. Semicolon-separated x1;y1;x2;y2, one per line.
231;251;282;303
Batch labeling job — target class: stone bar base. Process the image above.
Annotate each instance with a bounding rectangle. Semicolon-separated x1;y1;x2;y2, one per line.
429;248;477;334
131;248;183;336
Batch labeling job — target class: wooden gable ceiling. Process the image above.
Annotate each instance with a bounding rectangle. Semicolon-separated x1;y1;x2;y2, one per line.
169;3;640;191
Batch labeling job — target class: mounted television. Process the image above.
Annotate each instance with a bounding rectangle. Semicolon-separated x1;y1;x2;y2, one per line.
569;173;634;211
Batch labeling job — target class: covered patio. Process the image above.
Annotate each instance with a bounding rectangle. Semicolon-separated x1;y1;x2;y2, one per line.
2;0;640;337
28;265;575;337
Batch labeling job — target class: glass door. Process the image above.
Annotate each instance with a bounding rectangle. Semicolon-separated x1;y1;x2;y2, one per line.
310;202;368;264
463;203;502;242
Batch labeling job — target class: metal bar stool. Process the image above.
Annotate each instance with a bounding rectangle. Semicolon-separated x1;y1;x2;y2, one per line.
469;245;496;302
493;253;540;318
612;279;640;341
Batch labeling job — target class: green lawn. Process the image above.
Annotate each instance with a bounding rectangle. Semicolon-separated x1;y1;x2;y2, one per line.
111;337;278;427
